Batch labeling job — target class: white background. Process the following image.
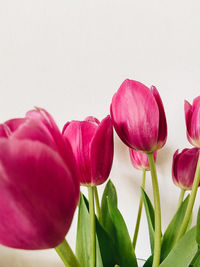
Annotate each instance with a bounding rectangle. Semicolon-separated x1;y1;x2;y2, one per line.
0;0;200;266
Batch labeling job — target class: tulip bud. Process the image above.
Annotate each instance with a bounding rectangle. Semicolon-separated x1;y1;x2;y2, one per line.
129;149;157;171
62;115;114;186
185;97;200;147
0;108;80;250
172;148;200;190
110;79;167;153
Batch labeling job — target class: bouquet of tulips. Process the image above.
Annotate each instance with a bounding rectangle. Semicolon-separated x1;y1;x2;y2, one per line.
0;79;200;267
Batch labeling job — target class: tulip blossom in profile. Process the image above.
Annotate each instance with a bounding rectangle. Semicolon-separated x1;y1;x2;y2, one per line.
0;108;80;250
110;79;167;153
172;148;200;190
185;96;200;147
129;149;157;171
62;115;113;186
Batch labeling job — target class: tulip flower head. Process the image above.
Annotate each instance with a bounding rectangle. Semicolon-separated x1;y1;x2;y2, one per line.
0;108;80;250
110;79;167;153
129;149;157;171
62;115;114;186
185;96;200;147
172;148;200;190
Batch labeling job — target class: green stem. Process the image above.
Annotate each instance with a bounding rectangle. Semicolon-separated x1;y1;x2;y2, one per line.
177;188;185;209
132;168;146;249
175;152;200;243
88;186;96;267
147;153;161;267
55;239;81;267
94;186;101;220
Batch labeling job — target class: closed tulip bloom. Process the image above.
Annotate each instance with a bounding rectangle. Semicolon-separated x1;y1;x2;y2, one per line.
62;115;113;186
0;108;80;250
110;79;167;153
185;96;200;147
129;149;157;171
172;148;200;190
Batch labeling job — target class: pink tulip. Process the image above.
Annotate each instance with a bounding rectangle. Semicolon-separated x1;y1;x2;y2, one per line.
129;149;157;171
110;79;167;152
172;148;200;190
185;96;200;147
0;108;80;250
62;115;113;186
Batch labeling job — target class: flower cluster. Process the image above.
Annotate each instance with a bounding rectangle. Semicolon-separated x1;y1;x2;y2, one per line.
1;79;200;267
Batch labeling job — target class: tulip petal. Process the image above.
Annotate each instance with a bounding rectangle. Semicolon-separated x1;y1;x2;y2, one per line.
90;116;114;185
27;108;77;171
189;97;200;146
26;108;62;148
184;100;193;144
0;124;11;137
151;86;167;149
172;148;199;190
63;121;98;185
111;79;159;152
5;118;27;133
11;118;56;149
172;149;180;186
84;116;100;125
0;139;79;249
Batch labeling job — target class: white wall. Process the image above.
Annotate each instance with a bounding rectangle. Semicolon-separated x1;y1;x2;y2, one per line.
1;0;200;265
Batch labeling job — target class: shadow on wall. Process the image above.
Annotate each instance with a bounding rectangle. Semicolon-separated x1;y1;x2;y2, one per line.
0;246;63;267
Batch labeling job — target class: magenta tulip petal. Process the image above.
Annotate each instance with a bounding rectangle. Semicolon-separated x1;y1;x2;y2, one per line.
90;116;113;185
184;100;193;142
151;86;167;148
84;116;100;125
184;97;200;147
63;121;98;185
27;108;77;169
190;98;200;144
63;115;114;186
0;139;79;250
172;148;199;190
11;118;56;149
0;124;11;137
129;149;157;171
111;79;160;152
5;118;27;133
172;149;179;186
26;108;62;148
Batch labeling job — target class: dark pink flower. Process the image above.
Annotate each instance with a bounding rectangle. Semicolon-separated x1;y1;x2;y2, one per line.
62;115;113;186
185;97;200;147
129;149;157;171
110;79;167;152
172;148;200;190
0;108;80;250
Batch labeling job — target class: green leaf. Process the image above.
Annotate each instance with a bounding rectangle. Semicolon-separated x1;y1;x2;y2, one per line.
161;195;190;261
189;247;200;266
96;219;119;267
100;180;117;225
141;188;155;254
76;194;90;267
107;198;138;267
196;207;200;245
159;227;198;267
193;253;200;267
143;255;153;267
76;194;103;267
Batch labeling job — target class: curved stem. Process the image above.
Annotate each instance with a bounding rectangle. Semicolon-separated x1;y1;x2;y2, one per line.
88;186;96;267
147;153;161;267
55;239;81;267
132;168;146;249
177;188;185;209
94;186;101;220
175;152;200;243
